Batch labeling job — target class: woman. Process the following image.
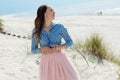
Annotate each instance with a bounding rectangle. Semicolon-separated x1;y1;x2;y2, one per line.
31;5;80;80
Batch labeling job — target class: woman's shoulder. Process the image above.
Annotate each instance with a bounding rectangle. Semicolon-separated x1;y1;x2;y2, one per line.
53;23;65;29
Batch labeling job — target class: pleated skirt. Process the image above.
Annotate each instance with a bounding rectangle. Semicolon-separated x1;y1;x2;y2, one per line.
39;51;80;80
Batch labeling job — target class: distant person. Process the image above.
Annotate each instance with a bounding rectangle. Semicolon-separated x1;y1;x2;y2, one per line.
97;12;99;16
97;11;103;16
31;5;80;80
100;11;102;16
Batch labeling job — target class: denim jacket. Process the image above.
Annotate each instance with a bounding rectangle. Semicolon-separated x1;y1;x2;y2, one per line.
31;23;73;54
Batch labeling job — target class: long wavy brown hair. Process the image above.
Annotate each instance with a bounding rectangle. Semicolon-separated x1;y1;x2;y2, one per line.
33;5;47;43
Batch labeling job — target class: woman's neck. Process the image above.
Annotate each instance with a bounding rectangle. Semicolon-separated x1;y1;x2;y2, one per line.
44;20;52;29
43;20;52;33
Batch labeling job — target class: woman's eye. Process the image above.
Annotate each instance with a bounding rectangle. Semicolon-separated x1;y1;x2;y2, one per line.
51;9;53;12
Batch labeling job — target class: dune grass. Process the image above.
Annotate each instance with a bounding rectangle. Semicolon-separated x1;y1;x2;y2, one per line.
0;19;3;32
72;33;120;66
84;33;108;61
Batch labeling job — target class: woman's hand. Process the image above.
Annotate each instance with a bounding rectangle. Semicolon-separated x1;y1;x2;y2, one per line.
40;46;52;54
51;47;61;53
51;45;61;53
51;44;66;52
40;46;61;54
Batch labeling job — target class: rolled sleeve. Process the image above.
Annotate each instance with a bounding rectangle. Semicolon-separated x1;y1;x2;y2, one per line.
31;33;40;54
60;24;73;48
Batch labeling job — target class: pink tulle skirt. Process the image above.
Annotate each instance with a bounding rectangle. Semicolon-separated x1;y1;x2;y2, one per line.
39;51;80;80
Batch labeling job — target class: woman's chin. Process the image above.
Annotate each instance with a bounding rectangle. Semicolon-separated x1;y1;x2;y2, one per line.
52;17;55;20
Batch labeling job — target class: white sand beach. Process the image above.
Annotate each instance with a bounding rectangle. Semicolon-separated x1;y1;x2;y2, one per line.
0;14;120;80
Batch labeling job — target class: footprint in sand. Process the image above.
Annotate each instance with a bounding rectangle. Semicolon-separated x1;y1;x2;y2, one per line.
20;68;30;73
0;67;5;70
6;72;15;76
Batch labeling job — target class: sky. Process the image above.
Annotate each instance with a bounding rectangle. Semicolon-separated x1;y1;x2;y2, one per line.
0;0;120;16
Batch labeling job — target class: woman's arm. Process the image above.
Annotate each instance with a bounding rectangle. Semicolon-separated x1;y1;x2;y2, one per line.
50;24;73;51
60;24;73;48
40;46;52;54
40;46;61;54
31;34;40;54
53;44;66;50
31;35;61;54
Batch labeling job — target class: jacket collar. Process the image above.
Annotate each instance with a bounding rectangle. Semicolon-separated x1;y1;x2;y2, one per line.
42;22;55;34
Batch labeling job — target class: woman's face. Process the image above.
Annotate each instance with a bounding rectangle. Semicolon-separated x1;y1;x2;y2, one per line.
45;6;55;20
